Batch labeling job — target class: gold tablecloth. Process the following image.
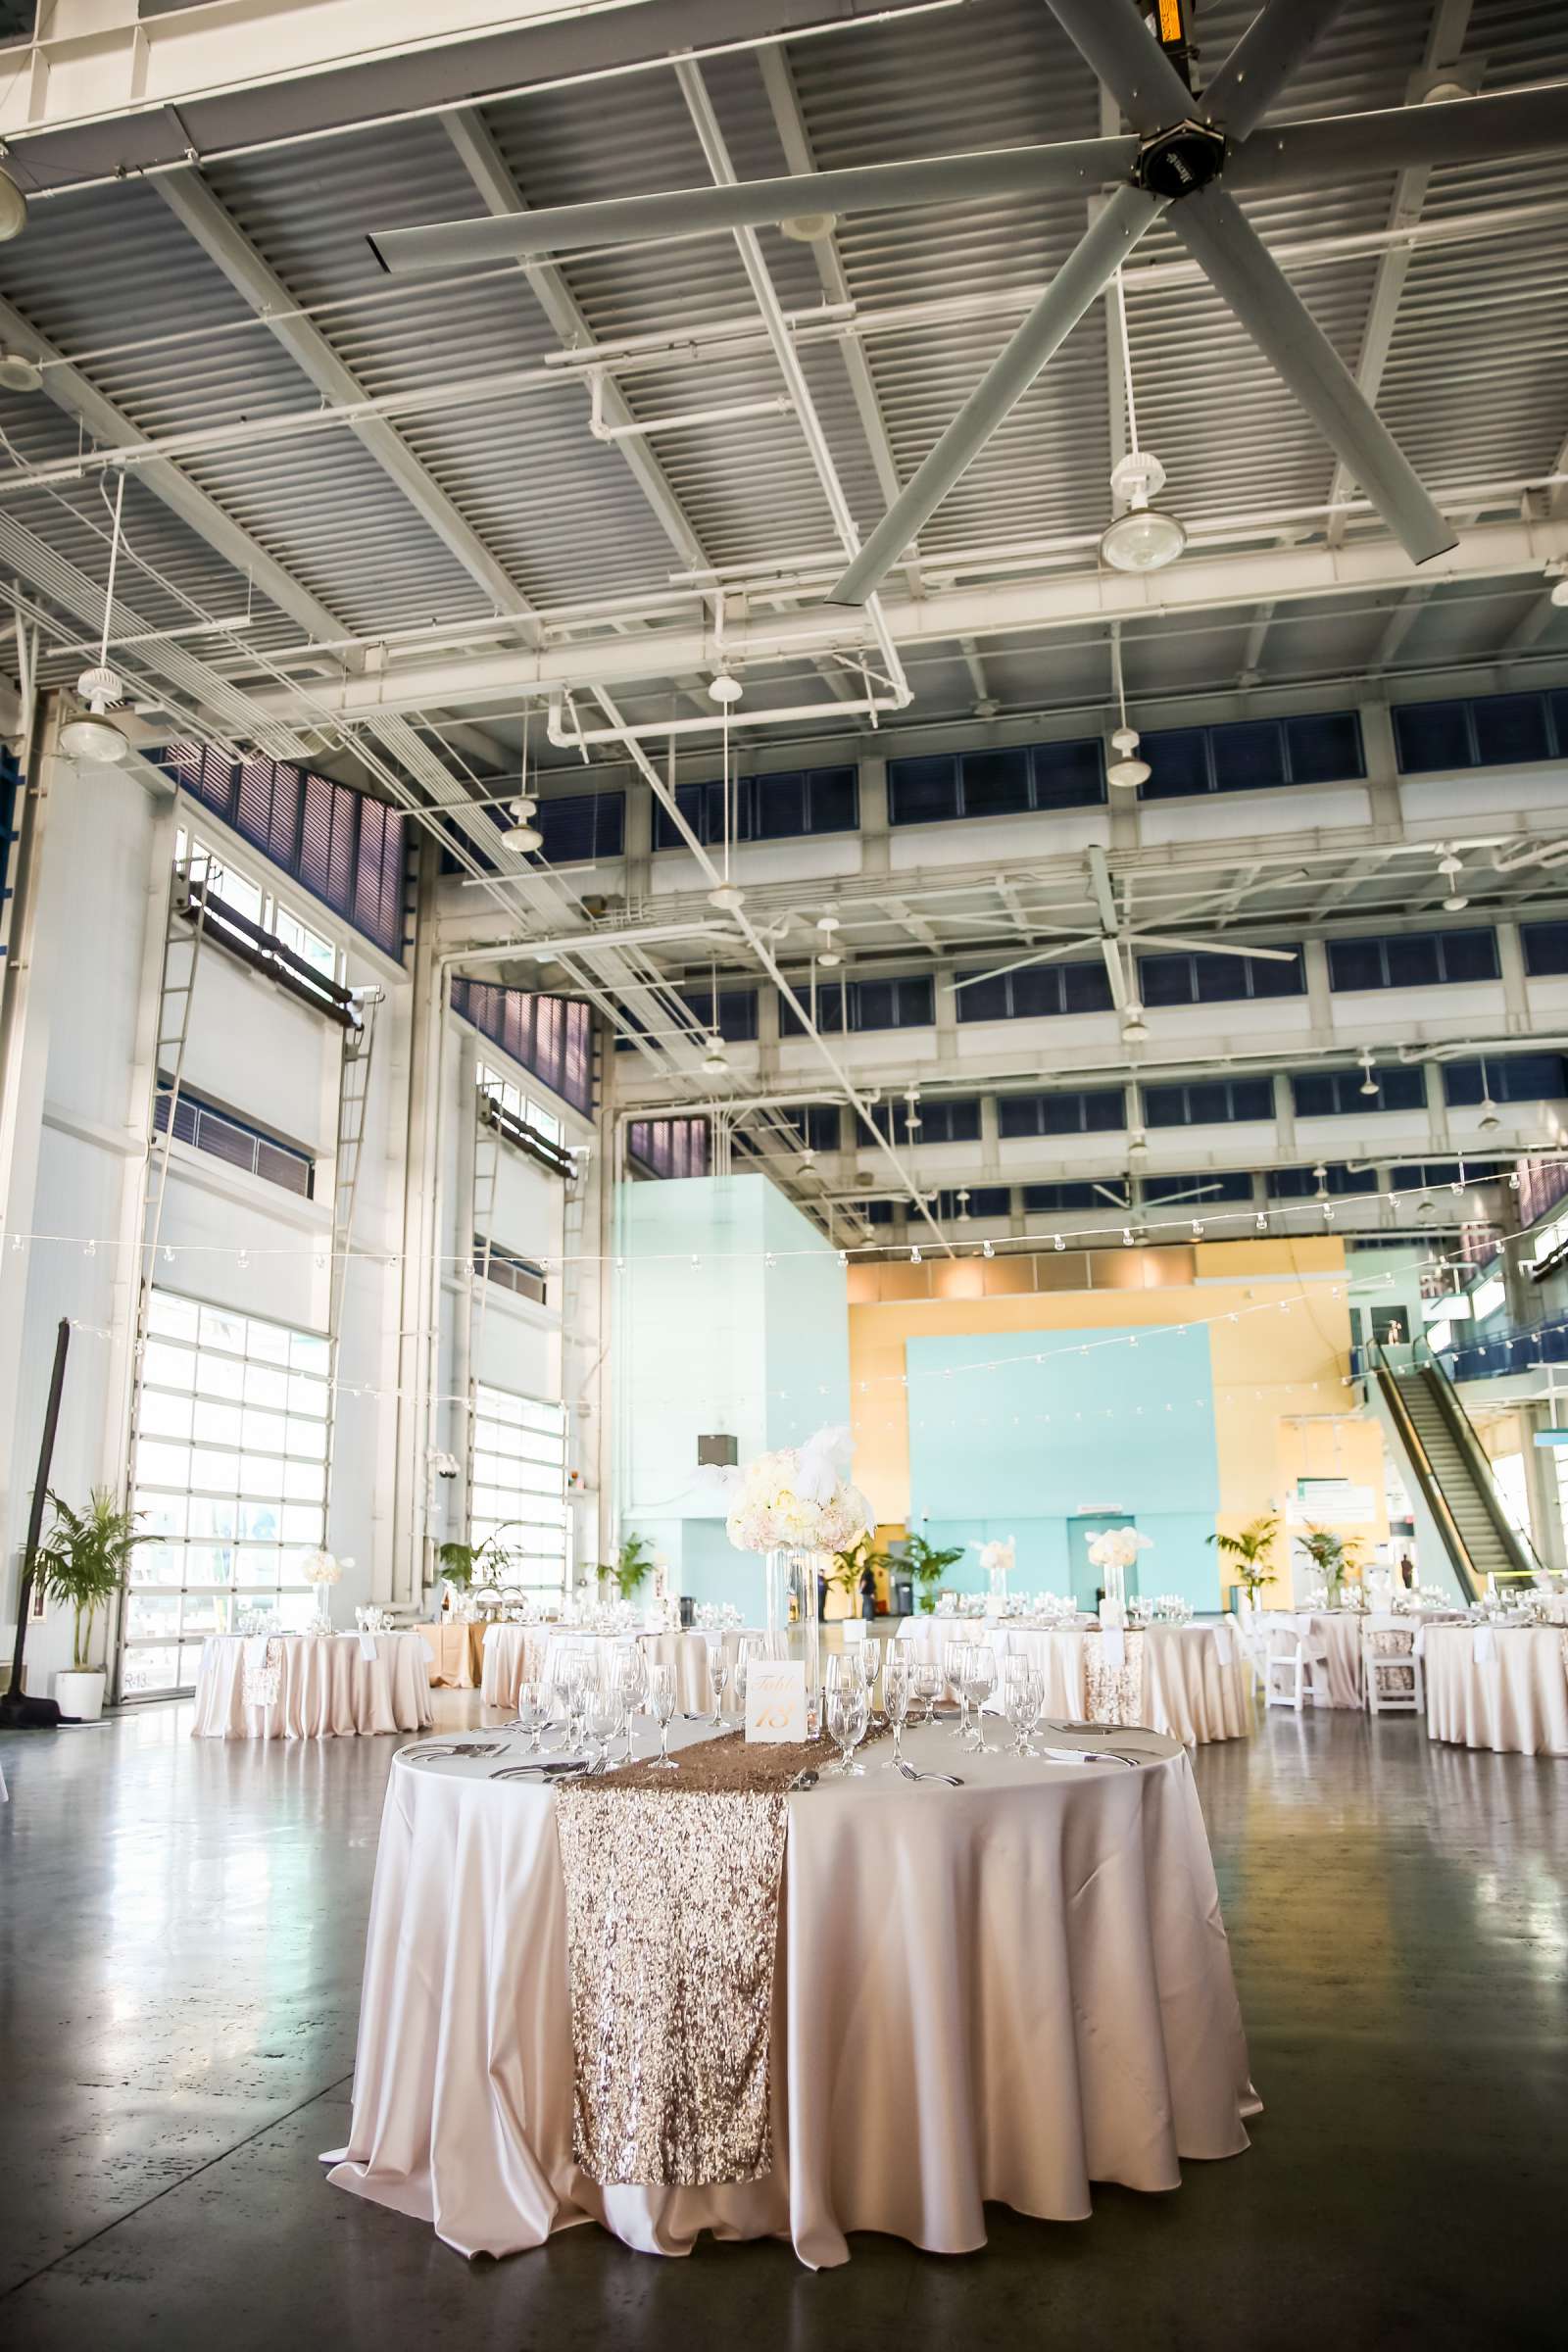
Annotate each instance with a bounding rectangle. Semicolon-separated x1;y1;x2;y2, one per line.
415;1620;488;1689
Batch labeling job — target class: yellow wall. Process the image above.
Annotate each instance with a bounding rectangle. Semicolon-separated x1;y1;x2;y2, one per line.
848;1237;1387;1608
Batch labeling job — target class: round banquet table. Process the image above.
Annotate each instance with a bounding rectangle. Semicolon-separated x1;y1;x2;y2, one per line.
189;1632;432;1739
413;1619;487;1689
324;1715;1258;2267
1423;1623;1568;1757
898;1618;1250;1745
1286;1611;1364;1708
481;1623;760;1716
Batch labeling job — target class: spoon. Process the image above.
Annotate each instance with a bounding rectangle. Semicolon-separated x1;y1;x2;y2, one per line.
896;1758;964;1788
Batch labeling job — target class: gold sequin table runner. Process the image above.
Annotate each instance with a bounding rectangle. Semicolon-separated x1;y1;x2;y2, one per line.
555;1731;859;2188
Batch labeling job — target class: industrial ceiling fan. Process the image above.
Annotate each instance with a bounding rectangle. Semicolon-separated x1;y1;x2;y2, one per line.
369;0;1568;606
952;846;1298;1041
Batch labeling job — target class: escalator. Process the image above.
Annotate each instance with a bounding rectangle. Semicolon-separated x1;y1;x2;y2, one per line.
1370;1346;1540;1602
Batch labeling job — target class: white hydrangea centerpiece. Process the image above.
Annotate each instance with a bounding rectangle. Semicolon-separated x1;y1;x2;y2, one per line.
724;1425;871;1556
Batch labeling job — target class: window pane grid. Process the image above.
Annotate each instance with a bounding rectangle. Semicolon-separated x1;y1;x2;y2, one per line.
123;1292;330;1698
469;1382;569;1595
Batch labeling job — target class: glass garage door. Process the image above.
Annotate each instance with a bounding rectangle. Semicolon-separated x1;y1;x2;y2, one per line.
122;1291;330;1697
470;1382;570;1598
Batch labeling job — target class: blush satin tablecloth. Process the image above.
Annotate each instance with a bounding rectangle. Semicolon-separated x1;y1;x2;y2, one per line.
325;1718;1258;2266
1423;1623;1568;1756
899;1619;1250;1745
413;1620;488;1690
189;1632;432;1739
481;1624;759;1716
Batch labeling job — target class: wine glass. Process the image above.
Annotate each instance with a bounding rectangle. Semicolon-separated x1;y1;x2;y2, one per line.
883;1651;913;1771
913;1658;944;1727
647;1661;678;1769
963;1642;997;1749
514;1678;547;1752
1003;1657;1040;1757
824;1658;869;1775
707;1643;730;1727
587;1676;623;1769
947;1640;974;1741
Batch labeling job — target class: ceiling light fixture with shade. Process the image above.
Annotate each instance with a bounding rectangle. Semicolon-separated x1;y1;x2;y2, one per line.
1359;1052;1380;1098
1099;276;1185;574
59;473;130;766
1105;622;1151;790
701;1033;728;1076
1121;1001;1150;1043
815;913;842;969
0;347;41;393
0;168;26;244
1551;574;1568;610
1438;845;1468;911
500;707;542;851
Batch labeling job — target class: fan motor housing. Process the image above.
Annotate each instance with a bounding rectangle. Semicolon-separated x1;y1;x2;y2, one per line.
1132;120;1228;202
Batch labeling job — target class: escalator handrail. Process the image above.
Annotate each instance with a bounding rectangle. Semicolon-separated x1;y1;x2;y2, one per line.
1369;1343;1483;1603
1422;1348;1543;1586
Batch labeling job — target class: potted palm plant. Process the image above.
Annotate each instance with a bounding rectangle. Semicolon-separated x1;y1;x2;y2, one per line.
904;1533;967;1614
35;1488;150;1721
1298;1522;1362;1603
1207;1513;1280;1601
434;1527;516;1610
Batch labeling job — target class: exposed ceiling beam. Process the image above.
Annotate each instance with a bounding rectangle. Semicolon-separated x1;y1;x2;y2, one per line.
1371;584;1432;671
153;166;546;645
440;104;709;579
0;292;350;664
1239;603;1275;686
1325;0;1475;548
244;512;1568;723
756;43;920;598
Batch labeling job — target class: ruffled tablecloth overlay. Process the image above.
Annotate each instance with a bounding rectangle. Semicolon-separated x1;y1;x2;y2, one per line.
190;1632;432;1739
325;1717;1259;2267
1424;1624;1568;1756
900;1619;1250;1745
481;1624;760;1716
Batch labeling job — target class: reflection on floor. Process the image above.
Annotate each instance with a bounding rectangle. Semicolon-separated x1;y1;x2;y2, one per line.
0;1692;1563;2350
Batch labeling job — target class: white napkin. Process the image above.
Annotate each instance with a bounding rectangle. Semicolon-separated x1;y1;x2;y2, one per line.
1472;1626;1496;1666
1099;1622;1126;1672
1212;1623;1234;1666
243;1635;270;1675
1039;1745;1100;1766
358;1630;379;1664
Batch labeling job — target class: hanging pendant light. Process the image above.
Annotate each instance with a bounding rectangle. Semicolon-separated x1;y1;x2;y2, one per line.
702;1033;728;1075
1099;277;1185;573
60;473;130;765
501;708;542;850
0;168;27;243
1106;623;1152;790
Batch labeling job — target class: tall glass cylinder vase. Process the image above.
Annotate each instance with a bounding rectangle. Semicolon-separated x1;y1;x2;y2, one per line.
987;1558;1009;1612
314;1584;334;1632
1102;1558;1126;1623
764;1547;822;1736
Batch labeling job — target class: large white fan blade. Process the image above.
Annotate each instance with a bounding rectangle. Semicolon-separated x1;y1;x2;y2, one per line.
1133;933;1299;962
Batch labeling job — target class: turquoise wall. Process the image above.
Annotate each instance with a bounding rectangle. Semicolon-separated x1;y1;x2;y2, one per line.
907;1324;1222;1610
614;1174;848;1609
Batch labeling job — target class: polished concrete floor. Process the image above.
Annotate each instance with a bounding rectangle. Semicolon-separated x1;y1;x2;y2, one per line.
1;1694;1563;2351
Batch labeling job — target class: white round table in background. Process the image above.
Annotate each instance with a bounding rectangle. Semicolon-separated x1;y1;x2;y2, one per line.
189;1632;432;1739
480;1623;760;1715
325;1715;1257;2267
897;1618;1250;1744
1423;1624;1568;1756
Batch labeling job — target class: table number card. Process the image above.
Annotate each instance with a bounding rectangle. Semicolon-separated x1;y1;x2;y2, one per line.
745;1659;807;1743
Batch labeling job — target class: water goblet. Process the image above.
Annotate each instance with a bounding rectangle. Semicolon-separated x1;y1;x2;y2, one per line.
1003;1658;1040;1757
647;1661;678;1769
947;1640;974;1740
707;1644;730;1727
514;1678;547;1753
913;1659;944;1726
587;1679;623;1770
963;1642;997;1749
824;1663;869;1775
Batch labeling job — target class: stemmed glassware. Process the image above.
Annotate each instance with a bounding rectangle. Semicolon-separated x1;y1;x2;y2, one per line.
586;1671;624;1769
947;1640;974;1741
824;1654;869;1775
882;1650;913;1771
1003;1656;1043;1756
707;1643;730;1727
858;1639;882;1723
514;1678;547;1752
962;1642;997;1750
913;1659;944;1726
647;1661;678;1769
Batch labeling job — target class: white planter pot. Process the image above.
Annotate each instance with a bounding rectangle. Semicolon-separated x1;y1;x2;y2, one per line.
55;1668;106;1722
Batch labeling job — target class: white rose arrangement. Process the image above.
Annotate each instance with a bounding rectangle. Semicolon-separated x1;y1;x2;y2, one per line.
724;1424;872;1556
1087;1528;1152;1573
301;1547;351;1586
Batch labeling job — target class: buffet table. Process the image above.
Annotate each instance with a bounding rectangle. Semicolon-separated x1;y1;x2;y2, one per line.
325;1715;1258;2266
480;1623;759;1716
899;1619;1250;1745
1423;1624;1568;1757
189;1631;432;1739
413;1620;487;1690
